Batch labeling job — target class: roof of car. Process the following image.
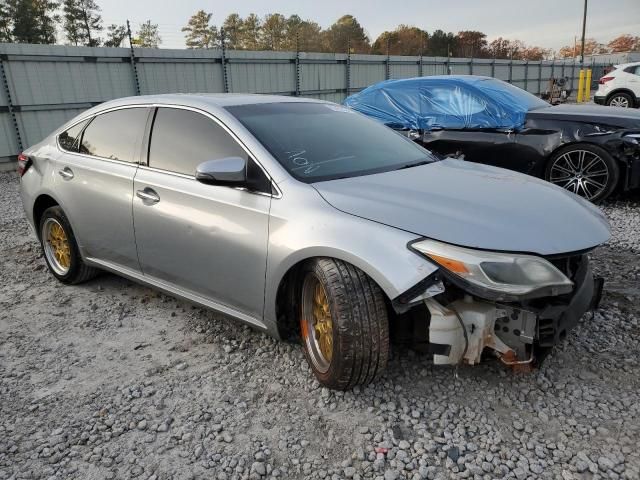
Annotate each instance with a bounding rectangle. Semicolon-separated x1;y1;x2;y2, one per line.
95;93;325;110
615;62;640;69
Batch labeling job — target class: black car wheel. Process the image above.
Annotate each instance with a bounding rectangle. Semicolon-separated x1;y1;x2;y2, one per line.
299;258;389;390
606;92;634;108
545;144;619;202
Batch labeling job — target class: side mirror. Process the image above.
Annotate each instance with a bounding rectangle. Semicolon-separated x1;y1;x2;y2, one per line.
195;157;247;186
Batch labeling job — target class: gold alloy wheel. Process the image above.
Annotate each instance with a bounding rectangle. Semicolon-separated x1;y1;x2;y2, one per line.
301;274;334;373
43;218;71;275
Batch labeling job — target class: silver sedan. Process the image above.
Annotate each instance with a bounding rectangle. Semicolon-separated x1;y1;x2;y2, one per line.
19;94;610;389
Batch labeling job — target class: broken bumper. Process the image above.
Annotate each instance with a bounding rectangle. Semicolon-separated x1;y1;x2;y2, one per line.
424;255;602;366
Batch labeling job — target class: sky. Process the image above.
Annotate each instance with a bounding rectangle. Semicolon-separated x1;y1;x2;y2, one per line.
98;0;640;52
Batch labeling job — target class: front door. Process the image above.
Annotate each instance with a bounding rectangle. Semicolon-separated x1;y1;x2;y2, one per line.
132;107;272;321
421;129;521;171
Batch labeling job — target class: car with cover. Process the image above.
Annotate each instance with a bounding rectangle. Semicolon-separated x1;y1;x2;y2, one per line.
20;94;609;389
344;75;640;202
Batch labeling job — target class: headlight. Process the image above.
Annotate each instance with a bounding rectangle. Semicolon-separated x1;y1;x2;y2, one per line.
411;238;573;299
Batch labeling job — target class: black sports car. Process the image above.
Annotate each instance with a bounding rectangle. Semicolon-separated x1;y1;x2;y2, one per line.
344;75;640;202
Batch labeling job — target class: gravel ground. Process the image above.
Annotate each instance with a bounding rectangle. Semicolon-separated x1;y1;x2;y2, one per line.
1;170;639;480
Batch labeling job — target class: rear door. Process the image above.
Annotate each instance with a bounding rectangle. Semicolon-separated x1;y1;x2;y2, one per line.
53;106;150;271
623;64;640;98
132;106;272;321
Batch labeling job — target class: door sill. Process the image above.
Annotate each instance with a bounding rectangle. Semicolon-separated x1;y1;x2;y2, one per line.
85;257;268;331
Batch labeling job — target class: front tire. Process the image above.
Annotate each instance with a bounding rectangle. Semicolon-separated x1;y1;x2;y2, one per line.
299;258;389;390
545;144;619;202
606;92;634;108
39;206;99;284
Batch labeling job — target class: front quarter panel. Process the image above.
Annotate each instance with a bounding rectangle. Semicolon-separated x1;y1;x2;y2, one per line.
263;179;438;335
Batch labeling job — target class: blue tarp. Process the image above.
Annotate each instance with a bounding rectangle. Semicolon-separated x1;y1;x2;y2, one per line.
343;75;549;131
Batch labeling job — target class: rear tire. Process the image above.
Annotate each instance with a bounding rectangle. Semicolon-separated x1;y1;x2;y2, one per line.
606;92;634;108
39;206;99;284
545;143;619;203
299;258;389;390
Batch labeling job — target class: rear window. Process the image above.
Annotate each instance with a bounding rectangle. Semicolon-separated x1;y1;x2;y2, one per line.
80;108;149;162
226;102;435;183
475;78;550;111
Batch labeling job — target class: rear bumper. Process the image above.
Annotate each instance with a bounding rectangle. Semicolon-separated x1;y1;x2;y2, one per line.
593;95;606;105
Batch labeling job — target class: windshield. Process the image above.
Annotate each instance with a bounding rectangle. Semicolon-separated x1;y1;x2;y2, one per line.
226;102;436;183
476;78;550;111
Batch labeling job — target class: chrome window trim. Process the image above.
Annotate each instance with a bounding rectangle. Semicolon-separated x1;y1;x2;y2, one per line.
55;103;282;199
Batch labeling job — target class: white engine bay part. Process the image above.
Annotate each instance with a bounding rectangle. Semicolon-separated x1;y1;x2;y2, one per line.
425;295;536;365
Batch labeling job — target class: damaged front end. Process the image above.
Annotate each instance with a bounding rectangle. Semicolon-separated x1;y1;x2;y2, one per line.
393;240;603;369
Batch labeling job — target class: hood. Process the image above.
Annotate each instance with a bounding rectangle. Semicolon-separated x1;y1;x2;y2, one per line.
527;104;640;128
313;159;611;256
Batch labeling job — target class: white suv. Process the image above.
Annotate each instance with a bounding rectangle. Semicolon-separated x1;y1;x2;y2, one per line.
594;62;640;108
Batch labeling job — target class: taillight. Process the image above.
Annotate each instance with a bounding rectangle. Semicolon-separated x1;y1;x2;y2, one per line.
17;153;31;177
599;76;614;84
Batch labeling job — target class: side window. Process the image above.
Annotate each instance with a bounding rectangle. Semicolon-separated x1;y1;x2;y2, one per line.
80;108;149;162
58;119;89;152
624;65;640;76
148;107;250;176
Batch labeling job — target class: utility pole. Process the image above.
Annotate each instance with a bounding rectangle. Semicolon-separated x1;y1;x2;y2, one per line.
579;0;588;64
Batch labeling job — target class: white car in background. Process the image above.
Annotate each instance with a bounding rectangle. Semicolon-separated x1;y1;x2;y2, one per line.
594;62;640;108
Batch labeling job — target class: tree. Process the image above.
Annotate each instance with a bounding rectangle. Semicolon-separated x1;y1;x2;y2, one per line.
260;13;286;50
426;29;456;57
372;25;428;55
62;0;102;46
7;0;58;44
182;10;217;49
103;23;126;47
557;38;605;58
135;20;161;48
283;14;322;52
520;46;551;61
0;0;12;42
608;34;640;53
323;15;370;53
77;0;102;46
62;0;82;44
240;13;261;50
454;30;487;57
222;13;242;49
487;37;511;59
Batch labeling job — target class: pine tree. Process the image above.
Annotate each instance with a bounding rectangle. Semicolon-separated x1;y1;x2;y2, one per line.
62;0;83;45
182;10;217;49
104;23;126;47
260;13;286;50
240;13;261;50
77;0;102;46
222;13;242;50
8;0;58;44
135;20;161;48
0;0;12;42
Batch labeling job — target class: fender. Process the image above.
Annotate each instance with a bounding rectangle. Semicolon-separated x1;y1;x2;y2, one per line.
263;179;438;334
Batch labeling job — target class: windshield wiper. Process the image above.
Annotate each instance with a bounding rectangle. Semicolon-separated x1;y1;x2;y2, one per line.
393;159;434;171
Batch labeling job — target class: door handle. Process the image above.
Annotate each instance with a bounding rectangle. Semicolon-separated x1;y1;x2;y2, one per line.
58;167;74;180
136;188;160;204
